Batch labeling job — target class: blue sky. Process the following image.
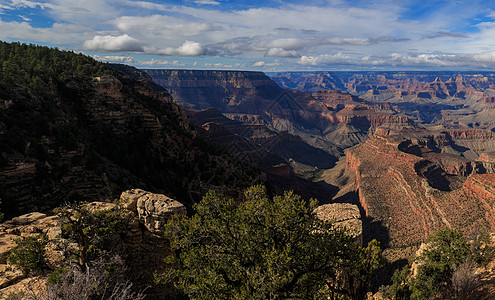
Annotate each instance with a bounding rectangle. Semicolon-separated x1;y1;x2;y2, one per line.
2;0;495;71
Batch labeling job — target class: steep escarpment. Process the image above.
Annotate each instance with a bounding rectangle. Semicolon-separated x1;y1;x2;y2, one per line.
188;107;338;201
144;69;284;111
0;43;262;218
146;69;413;159
345;128;495;249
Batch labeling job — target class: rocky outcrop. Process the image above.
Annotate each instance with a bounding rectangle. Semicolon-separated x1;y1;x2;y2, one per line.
315;203;362;245
120;189;186;235
0;213;62;295
0;189;186;298
479;152;495;163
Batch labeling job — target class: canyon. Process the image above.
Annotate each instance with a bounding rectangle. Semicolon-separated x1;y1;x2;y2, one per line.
1;42;495;297
270;71;495;129
147;69;495;256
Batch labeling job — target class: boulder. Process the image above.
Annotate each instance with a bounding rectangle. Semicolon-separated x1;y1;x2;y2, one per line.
84;201;116;212
120;189;186;235
0;234;18;264
119;189;148;213
8;212;46;226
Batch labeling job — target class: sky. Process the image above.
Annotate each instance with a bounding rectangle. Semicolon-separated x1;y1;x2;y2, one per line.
2;0;495;71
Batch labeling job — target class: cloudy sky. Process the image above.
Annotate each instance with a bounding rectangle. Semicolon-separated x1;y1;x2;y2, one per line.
2;0;495;71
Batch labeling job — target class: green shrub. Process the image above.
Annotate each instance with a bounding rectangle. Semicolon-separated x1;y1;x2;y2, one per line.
7;234;48;275
55;204;126;271
47;268;70;286
163;185;382;299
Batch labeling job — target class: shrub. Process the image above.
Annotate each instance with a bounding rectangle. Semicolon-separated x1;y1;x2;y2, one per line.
54;203;126;271
46;254;145;300
163;185;382;299
387;228;489;300
47;268;69;286
7;234;48;275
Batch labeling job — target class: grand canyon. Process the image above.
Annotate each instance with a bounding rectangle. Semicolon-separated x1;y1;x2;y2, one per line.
144;69;495;253
2;44;495;296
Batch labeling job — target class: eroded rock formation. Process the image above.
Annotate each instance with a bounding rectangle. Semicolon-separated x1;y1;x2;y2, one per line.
0;189;186;298
345;128;495;249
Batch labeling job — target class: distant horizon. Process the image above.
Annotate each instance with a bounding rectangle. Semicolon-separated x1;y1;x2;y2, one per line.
138;67;495;74
3;1;495;72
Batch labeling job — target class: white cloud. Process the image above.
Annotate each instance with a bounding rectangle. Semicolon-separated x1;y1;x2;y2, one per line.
253;60;281;67
83;34;144;52
91;55;135;64
137;59;184;67
194;0;220;5
113;15;221;39
158;41;205;56
265;48;299;58
2;0;495;70
472;51;495;63
19;15;32;21
204;62;233;68
298;53;352;65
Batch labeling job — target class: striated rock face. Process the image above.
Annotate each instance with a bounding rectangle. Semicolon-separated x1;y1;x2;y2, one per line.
147;69;413;161
345;128;495;248
120;189;186;235
315;203;362;245
188;107;339;201
143;69;284;111
480;152;495;163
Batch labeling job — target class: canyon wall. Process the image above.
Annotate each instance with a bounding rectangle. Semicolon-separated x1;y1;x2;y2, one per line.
345;128;495;249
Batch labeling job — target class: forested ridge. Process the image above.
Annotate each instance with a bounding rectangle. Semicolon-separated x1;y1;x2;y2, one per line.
0;41;262;217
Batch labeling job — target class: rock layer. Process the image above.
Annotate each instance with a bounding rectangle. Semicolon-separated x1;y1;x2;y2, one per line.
345;128;495;248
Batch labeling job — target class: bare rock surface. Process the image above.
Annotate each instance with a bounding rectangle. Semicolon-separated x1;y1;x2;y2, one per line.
0;190;186;297
315;203;362;245
120;189;186;235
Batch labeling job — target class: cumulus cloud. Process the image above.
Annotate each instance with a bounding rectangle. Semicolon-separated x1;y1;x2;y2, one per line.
138;59;185;67
253;60;281;67
472;51;495;63
91;55;135;64
2;0;495;70
83;34;144;52
265;48;299;58
158;41;205;56
299;52;468;68
298;53;352;65
113;15;222;39
204;62;234;68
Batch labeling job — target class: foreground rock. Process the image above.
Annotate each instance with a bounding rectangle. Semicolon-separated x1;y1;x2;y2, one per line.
120;188;186;235
0;189;186;298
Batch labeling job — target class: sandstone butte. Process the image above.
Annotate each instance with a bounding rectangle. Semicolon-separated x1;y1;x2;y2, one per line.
345;127;495;251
